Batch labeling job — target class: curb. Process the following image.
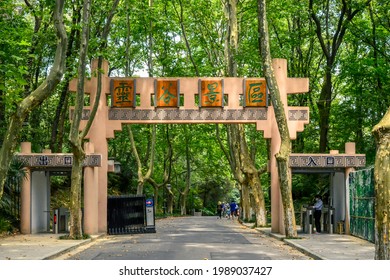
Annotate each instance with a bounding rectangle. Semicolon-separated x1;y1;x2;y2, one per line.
251;226;324;260
45;234;105;260
282;239;325;260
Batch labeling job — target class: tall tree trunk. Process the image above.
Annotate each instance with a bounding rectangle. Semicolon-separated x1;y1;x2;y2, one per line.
257;0;297;237
0;0;67;199
127;125;157;195
317;66;332;152
216;124;247;211
148;0;154;77
143;125;173;210
69;0;92;239
309;0;372;152
368;3;387;119
68;0;120;238
180;125;191;215
236;125;267;225
241;183;251;221
372;106;390;260
223;0;267;226
23;1;51;149
50;4;82;152
0;81;5;146
172;0;199;76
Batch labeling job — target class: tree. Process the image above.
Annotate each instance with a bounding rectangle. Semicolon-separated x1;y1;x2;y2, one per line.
372;106;390;259
0;0;31;146
179;125;192;215
257;0;297;237
68;0;92;239
309;0;372;152
219;0;267;226
0;0;67;200
68;0;120;238
50;1;83;153
128;125;158;195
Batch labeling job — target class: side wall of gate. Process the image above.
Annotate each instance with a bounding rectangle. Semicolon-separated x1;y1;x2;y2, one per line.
349;168;375;243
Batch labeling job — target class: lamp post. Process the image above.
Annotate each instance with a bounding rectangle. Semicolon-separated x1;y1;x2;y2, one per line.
114;161;121;173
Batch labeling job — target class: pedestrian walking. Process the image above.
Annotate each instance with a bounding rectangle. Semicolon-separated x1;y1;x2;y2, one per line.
226;204;231;219
217;201;223;219
222;202;227;217
313;195;323;233
230;200;238;219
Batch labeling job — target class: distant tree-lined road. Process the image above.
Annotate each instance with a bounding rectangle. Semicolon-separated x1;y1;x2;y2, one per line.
62;216;310;260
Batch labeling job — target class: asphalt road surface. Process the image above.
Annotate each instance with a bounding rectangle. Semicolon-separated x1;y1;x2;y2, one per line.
62;216;310;260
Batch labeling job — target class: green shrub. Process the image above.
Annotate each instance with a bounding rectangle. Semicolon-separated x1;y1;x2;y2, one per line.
0;216;12;234
201;208;215;216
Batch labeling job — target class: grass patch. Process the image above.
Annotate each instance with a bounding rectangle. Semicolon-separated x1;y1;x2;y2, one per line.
0;217;13;233
59;233;91;240
284;236;303;240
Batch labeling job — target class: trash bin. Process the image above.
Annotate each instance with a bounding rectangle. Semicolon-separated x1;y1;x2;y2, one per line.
337;220;345;234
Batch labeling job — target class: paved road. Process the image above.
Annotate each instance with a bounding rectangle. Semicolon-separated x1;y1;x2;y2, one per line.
62;216;310;260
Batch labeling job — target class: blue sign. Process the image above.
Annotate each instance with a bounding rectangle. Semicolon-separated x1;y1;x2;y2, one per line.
146;199;154;207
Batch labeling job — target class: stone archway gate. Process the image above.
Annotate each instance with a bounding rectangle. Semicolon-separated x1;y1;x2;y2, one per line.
15;58;362;235
66;58;309;235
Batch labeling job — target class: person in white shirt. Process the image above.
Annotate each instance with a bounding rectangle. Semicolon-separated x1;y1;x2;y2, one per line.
313;195;323;233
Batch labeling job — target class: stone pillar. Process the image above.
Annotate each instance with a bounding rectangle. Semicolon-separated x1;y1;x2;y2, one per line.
270;59;289;233
344;142;356;234
20;142;31;234
329;150;339;208
83;142;99;234
69;59;110;234
88;59;109;233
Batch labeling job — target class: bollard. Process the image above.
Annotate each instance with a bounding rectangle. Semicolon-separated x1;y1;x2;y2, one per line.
53;209;59;234
328;208;334;234
308;208;313;234
337;221;344;234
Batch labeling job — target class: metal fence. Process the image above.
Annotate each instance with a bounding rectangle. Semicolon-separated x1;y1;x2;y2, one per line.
349;168;375;243
1;173;22;221
107;195;148;234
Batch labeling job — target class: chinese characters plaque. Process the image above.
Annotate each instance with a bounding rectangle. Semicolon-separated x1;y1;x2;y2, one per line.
111;79;136;107
244;79;267;107
155;79;179;107
199;79;223;107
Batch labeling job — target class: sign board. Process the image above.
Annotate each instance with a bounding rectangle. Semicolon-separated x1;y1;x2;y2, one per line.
244;79;267;107
155;80;179;107
199;79;224;107
110;79;136;107
145;198;155;229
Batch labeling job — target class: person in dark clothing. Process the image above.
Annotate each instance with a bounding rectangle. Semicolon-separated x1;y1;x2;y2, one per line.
217;201;223;219
229;201;238;219
313;195;323;233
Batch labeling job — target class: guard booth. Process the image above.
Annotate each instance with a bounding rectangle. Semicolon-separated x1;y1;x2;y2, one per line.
107;195;155;234
291;143;366;235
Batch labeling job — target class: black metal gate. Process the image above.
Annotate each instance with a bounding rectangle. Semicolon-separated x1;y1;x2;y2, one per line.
107;195;150;234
